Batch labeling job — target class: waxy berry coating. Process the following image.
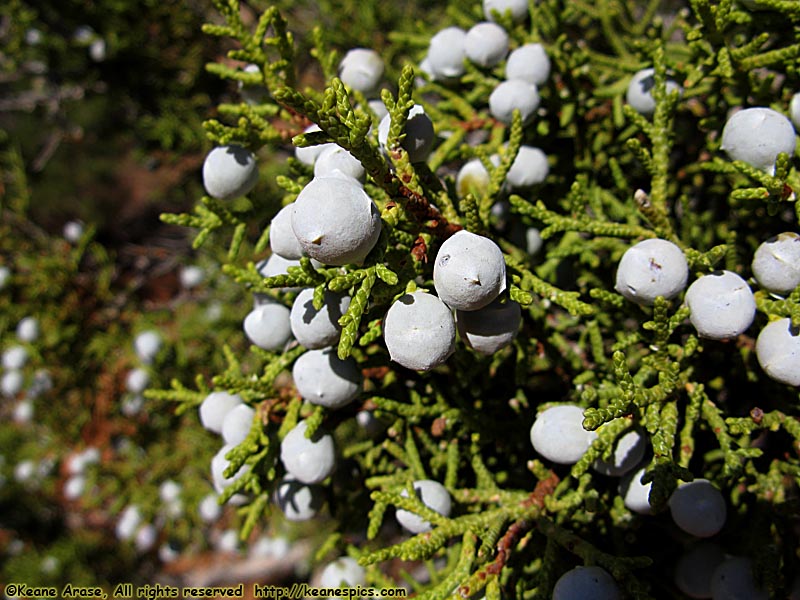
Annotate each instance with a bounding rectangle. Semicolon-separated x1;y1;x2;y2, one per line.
291;176;381;266
506;145;549;189
221;404;255;446
269;204;304;260
320;557;367;588
615;238;688;305
626;68;682;116
668;479;727;538
290;288;351;349
280;420;336;484
593;428;647;477
684;271;755;339
383;291;456;371
199;391;243;435
395;479;452;534
456;299;521;355
529;405;597;465
274;476;325;522
292;347;362;409
202;145;259;200
378;104;436;163
483;0;529;22
434;231;507;311
505;43;550;86
751;232;800;296
464;22;509;68
339;48;384;95
721;107;796;173
552;566;621;600
619;466;653;515
243;303;293;351
426;27;467;79
489;80;540;125
755;318;800;386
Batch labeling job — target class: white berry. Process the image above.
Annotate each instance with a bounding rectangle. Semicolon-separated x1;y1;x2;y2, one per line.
125;368;150;394
13;399;33;423
121;395;144;417
320;557;367;588
2;370;24;397
222;403;256;446
314;145;366;182
751;232;800;295
202;145;259;200
456;158;491;198
63;220;85;243
489;79;540;125
14;459;36;483
198;493;222;523
530;405;598;465
16;316;39;343
615;238;689;305
339;48;384;95
674;542;725;599
506;145;549;189
134;330;162;364
526;228;543;256
116;505;142;541
295;124;334;166
684;271;756;339
593;428;647;477
619;466;653;515
179;265;205;289
3;346;28;371
434;230;507;311
465;22;509;68
505;43;550;86
367;98;388;121
626;68;682;116
426;27;467;79
756;318;800;386
292;347;362;409
484;0;529;21
669;479;727;538
710;557;769;600
269;204;304;260
456;299;521;354
243;303;293;351
216;529;240;554
211;444;250;498
721;107;796;173
159;480;181;504
552;566;621;600
395;479;452;534
292;176;381;266
135;524;158;553
280;420;336;484
791;92;800;130
290;288;351;349
256;254;304;295
383;291;456;371
199;391;243;435
274;476;325;521
63;475;86;501
378;104;436;163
